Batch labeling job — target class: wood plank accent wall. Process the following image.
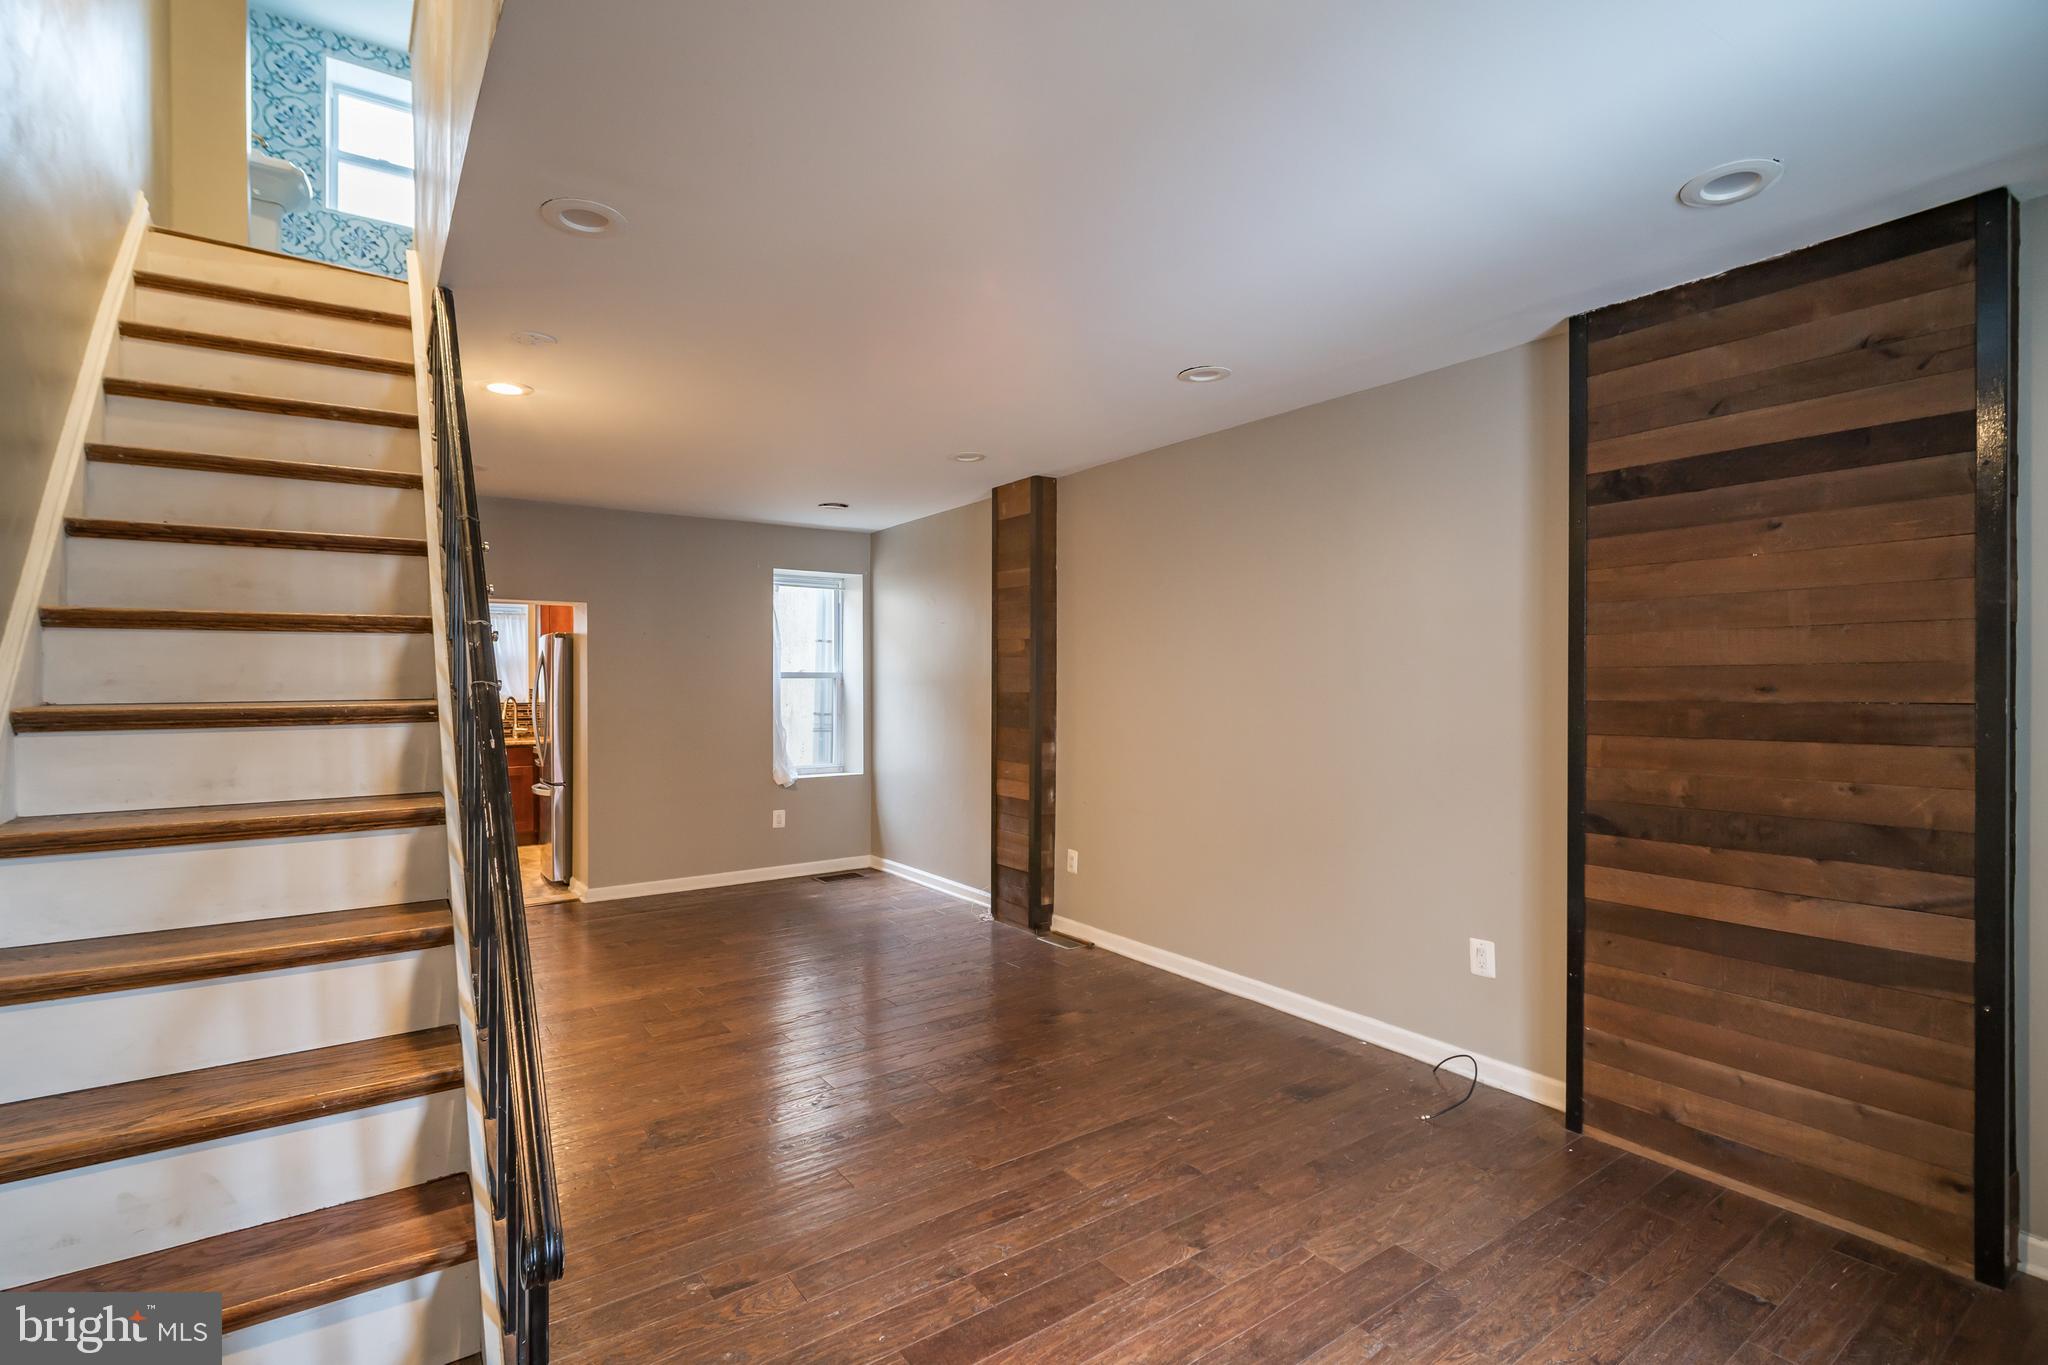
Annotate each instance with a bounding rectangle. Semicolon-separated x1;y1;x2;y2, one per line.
1567;192;2019;1284
992;476;1057;931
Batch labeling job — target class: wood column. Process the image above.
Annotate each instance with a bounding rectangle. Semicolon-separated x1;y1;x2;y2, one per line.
1567;192;2019;1283
992;476;1056;931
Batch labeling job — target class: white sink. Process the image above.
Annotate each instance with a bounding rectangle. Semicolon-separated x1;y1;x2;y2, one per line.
249;150;313;212
248;150;314;250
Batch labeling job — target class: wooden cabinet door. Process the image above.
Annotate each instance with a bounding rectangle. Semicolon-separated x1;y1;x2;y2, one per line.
504;744;539;844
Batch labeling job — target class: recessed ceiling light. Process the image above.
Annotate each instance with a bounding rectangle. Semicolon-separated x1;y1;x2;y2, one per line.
539;197;626;236
818;501;849;510
512;330;557;346
1678;159;1782;208
1177;365;1232;383
485;382;532;396
951;453;987;463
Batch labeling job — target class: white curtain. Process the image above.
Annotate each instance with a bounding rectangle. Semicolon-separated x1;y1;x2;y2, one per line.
489;602;533;699
770;608;797;788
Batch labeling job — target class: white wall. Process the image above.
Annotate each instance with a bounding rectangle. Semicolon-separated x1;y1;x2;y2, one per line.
163;0;247;242
409;0;503;286
1;0;165;629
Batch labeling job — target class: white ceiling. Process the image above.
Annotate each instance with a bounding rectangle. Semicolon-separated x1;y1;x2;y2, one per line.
256;0;413;52
444;0;2048;532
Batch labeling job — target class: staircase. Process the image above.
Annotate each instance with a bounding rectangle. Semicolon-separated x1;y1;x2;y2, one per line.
0;227;483;1362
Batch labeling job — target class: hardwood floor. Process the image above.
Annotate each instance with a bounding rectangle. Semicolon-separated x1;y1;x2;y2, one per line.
525;872;2046;1363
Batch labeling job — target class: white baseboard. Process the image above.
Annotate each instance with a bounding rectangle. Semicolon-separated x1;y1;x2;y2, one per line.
2025;1231;2048;1281
575;855;995;909
873;857;990;907
575;855;875;903
1051;913;1565;1113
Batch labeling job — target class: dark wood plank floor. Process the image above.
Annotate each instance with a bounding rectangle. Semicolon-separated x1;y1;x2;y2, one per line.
526;872;2046;1364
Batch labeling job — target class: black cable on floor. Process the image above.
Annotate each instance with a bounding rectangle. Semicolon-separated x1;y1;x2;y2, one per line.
1421;1053;1478;1122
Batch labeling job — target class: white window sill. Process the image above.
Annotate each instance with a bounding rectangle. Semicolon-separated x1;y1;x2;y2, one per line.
794;769;864;781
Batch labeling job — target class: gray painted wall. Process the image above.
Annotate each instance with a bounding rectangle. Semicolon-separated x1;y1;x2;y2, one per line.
477;497;873;892
1055;339;1572;1081
871;499;991;891
1;0;165;626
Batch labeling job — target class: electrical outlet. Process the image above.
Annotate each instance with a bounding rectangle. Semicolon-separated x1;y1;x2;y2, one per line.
1066;849;1079;874
771;809;786;829
1469;938;1496;979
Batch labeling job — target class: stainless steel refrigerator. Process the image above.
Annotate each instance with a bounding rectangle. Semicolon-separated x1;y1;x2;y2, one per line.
532;631;573;885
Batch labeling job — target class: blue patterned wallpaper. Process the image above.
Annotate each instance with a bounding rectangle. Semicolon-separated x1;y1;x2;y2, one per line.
249;9;413;278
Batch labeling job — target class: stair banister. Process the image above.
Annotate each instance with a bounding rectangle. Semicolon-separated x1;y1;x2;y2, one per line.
424;285;564;1365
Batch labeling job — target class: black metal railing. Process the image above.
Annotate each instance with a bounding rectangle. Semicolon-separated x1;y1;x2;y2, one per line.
426;286;564;1363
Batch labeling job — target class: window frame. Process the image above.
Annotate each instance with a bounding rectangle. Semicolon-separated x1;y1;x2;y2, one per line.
323;55;415;227
488;600;536;701
775;571;849;778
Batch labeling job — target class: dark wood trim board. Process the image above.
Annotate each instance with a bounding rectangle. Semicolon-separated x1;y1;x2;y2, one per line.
991;476;1057;932
1565;190;2019;1284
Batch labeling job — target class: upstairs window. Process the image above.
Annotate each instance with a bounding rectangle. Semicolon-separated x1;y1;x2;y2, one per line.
326;56;415;226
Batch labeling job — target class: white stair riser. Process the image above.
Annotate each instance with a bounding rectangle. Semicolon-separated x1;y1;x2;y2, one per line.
43;627;436;703
0;826;448;947
16;723;438;817
64;536;430;615
0;948;457;1103
102;395;416;471
85;460;426;537
227;1265;482;1365
0;1093;465;1284
128;285;413;362
140;233;410;315
115;335;416;409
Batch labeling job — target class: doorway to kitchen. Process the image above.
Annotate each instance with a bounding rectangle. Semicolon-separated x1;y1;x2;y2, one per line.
489;597;584;907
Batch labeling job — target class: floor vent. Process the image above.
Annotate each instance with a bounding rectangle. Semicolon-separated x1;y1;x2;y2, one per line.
814;870;867;883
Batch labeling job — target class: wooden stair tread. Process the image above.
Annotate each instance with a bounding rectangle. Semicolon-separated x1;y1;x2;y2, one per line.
14;1174;475;1330
41;605;432;632
104;377;418;429
11;699;437;732
0;902;454;1006
147;225;413;286
133;269;411;328
0;1029;462;1184
66;516;428;557
86;442;424;489
0;792;444;859
120;320;414;375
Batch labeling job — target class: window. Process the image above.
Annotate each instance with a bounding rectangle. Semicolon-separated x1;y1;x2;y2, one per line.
325;57;415;227
775;574;845;774
775;572;861;777
490;602;533;700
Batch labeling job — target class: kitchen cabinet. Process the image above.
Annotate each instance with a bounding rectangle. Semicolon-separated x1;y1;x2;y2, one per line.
504;741;540;845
